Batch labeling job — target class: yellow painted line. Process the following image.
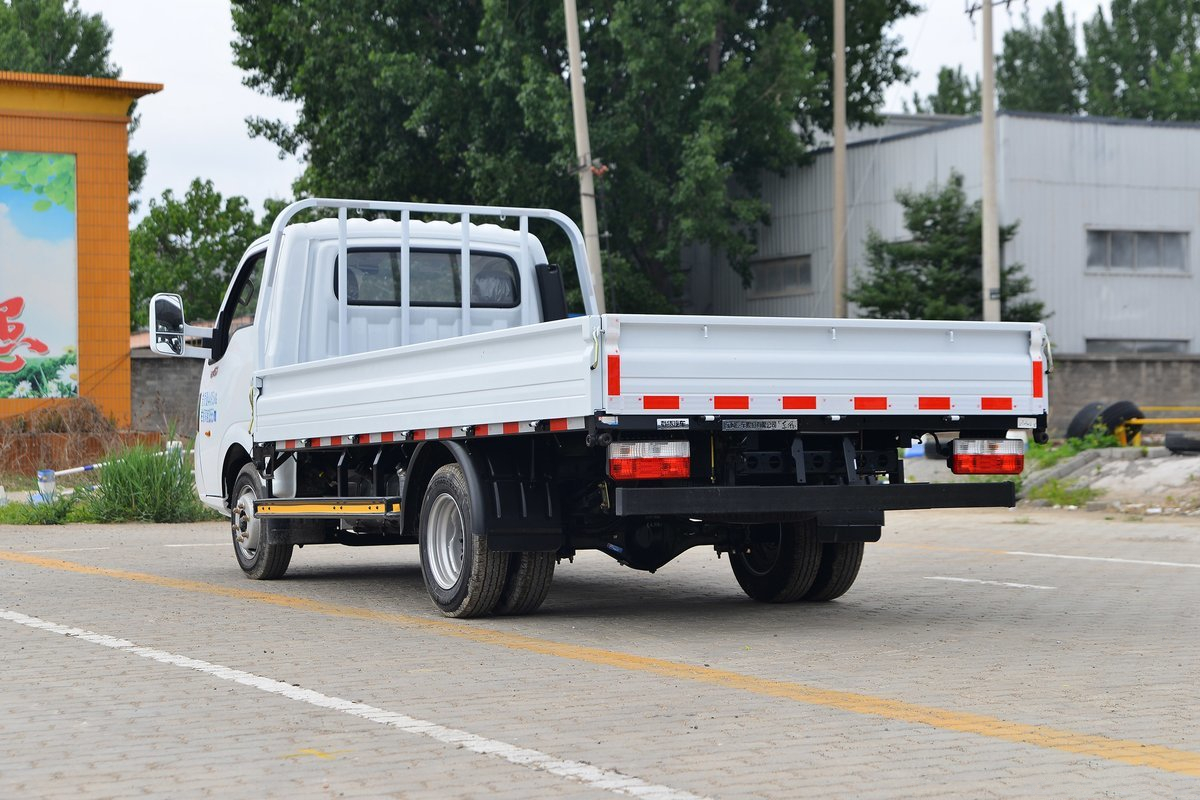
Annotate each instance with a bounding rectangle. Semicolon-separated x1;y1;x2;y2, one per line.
2;549;1198;778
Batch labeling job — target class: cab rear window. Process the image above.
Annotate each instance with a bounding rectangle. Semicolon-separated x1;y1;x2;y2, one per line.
334;248;519;308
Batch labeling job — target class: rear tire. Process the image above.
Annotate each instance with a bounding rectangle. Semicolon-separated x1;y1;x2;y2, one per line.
495;552;555;615
729;521;821;603
418;464;509;618
231;464;293;580
802;542;864;602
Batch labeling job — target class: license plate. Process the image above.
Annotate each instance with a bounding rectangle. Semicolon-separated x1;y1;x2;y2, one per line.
721;419;798;431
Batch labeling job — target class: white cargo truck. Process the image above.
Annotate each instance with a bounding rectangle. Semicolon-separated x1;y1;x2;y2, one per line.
150;199;1050;617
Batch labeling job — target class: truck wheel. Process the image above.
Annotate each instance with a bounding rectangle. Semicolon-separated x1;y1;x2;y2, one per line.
729;522;821;603
496;552;555;615
231;463;293;580
802;542;864;602
419;464;509;618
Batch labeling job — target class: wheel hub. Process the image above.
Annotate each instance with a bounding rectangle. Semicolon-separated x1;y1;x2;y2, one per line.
232;490;261;556
426;493;465;590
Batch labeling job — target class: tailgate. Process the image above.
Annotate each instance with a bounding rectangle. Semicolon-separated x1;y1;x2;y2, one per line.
601;314;1048;419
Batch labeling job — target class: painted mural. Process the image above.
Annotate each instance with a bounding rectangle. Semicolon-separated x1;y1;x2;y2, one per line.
0;150;78;398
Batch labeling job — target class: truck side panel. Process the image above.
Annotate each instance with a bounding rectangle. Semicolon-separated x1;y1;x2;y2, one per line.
602;315;1048;418
253;315;601;443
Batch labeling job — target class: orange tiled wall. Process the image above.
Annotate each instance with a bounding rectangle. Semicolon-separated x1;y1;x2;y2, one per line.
0;110;131;427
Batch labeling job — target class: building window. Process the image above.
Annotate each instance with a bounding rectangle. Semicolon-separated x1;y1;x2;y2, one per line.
1086;339;1189;354
748;255;812;299
1086;230;1188;272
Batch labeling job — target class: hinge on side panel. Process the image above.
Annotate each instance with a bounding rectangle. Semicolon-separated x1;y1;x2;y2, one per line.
590;328;602;369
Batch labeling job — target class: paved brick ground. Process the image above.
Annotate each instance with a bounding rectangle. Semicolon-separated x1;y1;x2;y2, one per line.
0;507;1197;799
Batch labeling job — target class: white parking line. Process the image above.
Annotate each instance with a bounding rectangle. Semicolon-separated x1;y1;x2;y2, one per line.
1007;551;1200;569
25;547;110;554
0;608;708;800
925;576;1056;590
163;543;228;548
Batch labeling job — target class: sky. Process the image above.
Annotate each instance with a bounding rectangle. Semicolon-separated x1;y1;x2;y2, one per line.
80;1;1111;226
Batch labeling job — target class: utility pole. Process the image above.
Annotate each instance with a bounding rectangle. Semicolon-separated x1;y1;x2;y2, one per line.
563;0;606;313
832;0;848;318
968;0;1018;322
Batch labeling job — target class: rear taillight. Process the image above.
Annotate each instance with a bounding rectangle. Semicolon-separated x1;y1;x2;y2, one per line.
949;438;1024;475
608;441;691;481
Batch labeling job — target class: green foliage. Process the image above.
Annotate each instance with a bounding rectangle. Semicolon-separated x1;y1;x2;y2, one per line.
907;66;980;115
80;444;211;523
129;179;270;329
1025;478;1099;507
1082;0;1200;120
997;2;1084;115
1025;426;1120;471
846;170;1046;321
0;0;145;206
0;150;76;211
0;492;85;524
231;0;919;312
0;349;77;398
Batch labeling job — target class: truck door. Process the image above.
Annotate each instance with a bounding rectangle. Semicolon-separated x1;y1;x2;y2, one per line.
195;249;266;505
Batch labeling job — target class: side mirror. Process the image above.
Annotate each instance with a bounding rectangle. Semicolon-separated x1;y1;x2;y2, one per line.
151;293;186;356
148;293;213;359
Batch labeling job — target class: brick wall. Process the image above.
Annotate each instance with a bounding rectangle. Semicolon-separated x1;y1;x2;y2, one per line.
130;349;202;434
1048;354;1200;436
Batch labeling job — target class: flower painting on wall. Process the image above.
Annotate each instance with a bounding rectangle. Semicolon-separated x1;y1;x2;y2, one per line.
0;150;78;399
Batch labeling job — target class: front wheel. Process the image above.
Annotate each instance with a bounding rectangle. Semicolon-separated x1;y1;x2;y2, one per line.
729;522;821;603
230;463;293;580
418;464;509;618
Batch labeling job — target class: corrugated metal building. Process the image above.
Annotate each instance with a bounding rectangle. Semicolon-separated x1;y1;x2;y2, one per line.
687;111;1200;355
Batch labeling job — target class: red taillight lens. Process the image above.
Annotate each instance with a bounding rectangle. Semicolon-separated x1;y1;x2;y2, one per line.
949;438;1024;475
608;441;691;481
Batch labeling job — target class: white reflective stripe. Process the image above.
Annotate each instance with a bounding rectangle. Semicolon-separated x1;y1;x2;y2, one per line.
0;609;707;800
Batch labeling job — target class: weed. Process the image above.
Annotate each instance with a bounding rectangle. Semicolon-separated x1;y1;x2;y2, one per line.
0;494;85;525
1025;479;1099;507
80;444;212;524
1025;427;1120;472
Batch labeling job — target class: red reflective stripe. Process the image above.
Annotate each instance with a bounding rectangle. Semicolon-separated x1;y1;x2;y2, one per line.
474;425;490;437
981;397;1013;411
412;429;426;441
607;354;621;396
919;397;951;411
549;418;569;432
438;427;453;439
503;422;520;435
782;395;817;411
714;395;749;410
332;436;344;447
285;440;296;450
854;396;888;411
643;395;680;410
380;432;394;443
1033;361;1044;398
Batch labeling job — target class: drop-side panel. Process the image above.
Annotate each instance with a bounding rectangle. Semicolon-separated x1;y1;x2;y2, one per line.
253;316;601;442
601;315;1048;418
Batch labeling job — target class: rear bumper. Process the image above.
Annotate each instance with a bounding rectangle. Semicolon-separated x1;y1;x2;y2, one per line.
613;482;1016;517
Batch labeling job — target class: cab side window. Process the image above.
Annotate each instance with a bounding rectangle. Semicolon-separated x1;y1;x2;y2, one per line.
211;251;266;362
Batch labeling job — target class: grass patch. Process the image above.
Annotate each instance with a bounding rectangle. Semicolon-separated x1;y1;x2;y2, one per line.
0;443;217;525
1025;479;1099;507
1025;427;1120;472
82;444;213;523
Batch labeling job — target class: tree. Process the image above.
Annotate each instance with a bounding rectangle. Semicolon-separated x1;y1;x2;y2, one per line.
231;1;919;312
997;2;1084;114
1083;0;1200;120
846;170;1045;322
129;179;268;330
0;0;146;207
907;66;981;114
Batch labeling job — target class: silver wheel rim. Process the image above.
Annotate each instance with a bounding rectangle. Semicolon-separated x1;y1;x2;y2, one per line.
427;493;465;590
232;484;261;559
